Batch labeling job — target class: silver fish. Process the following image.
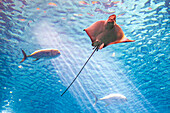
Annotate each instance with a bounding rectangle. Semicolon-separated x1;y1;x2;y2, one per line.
92;91;127;107
20;49;60;63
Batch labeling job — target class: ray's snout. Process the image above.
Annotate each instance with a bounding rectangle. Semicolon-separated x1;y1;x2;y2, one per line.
108;14;116;22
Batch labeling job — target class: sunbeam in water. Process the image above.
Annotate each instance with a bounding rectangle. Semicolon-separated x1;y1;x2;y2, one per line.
33;21;157;113
1;0;168;112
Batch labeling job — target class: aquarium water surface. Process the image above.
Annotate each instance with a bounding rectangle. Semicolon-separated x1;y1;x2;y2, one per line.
0;0;169;113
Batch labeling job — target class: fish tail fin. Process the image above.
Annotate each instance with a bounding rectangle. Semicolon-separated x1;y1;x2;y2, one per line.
91;91;98;106
20;49;27;63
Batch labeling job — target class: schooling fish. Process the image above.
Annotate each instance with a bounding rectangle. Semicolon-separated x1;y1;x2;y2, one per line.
20;49;61;63
61;14;135;96
91;91;127;107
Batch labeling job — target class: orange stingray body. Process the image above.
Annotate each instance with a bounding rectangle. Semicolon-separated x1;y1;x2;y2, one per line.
84;14;135;49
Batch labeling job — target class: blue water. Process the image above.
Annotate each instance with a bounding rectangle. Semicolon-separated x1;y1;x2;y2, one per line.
0;0;169;113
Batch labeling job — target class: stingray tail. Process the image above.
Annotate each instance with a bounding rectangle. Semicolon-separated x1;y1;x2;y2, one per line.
20;49;27;63
91;91;98;106
61;47;98;96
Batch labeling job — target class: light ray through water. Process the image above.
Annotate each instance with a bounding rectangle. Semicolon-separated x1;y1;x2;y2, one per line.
79;57;147;112
33;21;157;112
86;51;157;112
44;26;97;106
72;47;152;112
33;21;100;113
38;39;94;112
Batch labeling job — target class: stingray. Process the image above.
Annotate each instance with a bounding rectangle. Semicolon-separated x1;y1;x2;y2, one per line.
61;14;135;96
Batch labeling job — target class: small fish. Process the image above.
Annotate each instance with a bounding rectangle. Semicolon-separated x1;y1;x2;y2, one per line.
91;91;127;107
20;49;61;63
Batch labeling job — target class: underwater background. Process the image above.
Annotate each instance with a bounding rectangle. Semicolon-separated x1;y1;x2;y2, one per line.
0;0;169;113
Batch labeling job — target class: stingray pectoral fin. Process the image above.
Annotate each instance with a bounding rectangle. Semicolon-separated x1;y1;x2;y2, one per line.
84;21;105;43
107;38;135;46
33;58;40;61
106;41;119;46
121;38;135;43
84;29;95;43
120;36;135;43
